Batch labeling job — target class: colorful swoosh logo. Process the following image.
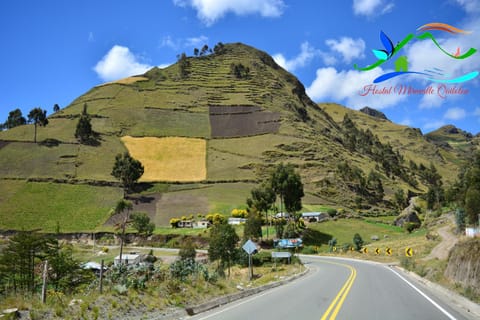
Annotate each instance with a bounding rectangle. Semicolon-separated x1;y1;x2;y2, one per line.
354;22;478;84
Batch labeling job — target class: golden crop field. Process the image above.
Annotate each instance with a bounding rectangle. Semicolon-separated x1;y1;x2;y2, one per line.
121;136;207;182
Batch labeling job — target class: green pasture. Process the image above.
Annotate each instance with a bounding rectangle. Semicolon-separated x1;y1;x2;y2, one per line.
0;180;122;232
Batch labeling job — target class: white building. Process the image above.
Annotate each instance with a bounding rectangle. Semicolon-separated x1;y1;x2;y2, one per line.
228;217;247;225
114;253;141;266
301;212;329;222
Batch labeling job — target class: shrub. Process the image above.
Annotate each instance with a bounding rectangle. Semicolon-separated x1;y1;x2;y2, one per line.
326;208;337;217
169;259;197;281
178;240;196;261
328;237;337;251
301;245;318;254
404;222;420;233
353;233;364;251
231;209;248;218
170;218;180;228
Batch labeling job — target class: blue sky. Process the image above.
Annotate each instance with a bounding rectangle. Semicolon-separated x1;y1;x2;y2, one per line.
1;0;479;134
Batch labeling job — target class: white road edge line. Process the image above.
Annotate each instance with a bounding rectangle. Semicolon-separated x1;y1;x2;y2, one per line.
388;267;457;320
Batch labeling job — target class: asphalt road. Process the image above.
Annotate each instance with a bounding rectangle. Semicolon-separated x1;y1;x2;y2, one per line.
189;256;475;320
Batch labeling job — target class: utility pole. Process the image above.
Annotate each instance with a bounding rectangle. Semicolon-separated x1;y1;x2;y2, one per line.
41;260;48;304
99;260;104;294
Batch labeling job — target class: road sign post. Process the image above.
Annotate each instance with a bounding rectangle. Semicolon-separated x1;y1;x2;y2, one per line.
242;239;257;280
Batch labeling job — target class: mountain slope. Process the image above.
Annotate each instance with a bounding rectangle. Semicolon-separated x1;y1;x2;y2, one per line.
0;43;468;231
425;125;478;157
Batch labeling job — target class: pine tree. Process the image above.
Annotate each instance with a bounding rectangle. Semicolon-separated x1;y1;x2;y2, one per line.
75;113;93;143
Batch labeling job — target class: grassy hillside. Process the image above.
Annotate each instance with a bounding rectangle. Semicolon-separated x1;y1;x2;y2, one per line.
0;43;468;231
426;125;479;157
321;103;462;185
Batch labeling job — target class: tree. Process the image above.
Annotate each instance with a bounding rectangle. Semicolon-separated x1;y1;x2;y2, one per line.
111;152;144;194
208;222;239;277
113;199;133;265
3;108;26;129
53;104;60;113
247;182;275;238
75;110;93;144
270;163;304;215
131;212;155;236
243;208;263;241
178;239;196;262
45;238;86;293
465;187;480;226
28;107;48;143
200;44;209;56
213;42;225;54
177;52;190;78
193;48;199;56
394;189;406;210
367;170;384;203
0;231;46;293
353;233;364;251
455;208;466;233
283;172;304;214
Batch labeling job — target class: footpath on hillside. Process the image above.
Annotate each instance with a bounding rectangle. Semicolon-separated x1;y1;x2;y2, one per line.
425;214;458;260
426;224;459;260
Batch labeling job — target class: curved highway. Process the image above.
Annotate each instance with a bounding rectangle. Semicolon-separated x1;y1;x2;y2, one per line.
189;256;475;320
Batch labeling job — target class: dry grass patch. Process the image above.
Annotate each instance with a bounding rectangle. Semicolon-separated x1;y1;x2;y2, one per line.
99;76;149;86
121;136;206;182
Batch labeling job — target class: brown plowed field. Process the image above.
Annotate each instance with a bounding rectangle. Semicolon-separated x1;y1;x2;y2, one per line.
209;105;280;138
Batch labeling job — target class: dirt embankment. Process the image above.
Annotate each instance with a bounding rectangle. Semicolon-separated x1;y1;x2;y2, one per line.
444;239;480;296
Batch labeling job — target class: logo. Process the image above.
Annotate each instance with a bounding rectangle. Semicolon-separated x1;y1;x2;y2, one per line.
355;22;478;84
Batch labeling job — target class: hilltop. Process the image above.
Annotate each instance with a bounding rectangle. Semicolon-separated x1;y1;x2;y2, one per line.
0;42;472;232
425;125;478;156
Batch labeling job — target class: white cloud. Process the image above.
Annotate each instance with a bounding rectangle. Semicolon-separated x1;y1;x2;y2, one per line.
160;35;209;51
325;37;366;63
94;45;153;82
273;42;320;71
474;107;480;116
185;35;209;47
444;107;467;120
423;119;446;130
161;36;180;50
174;0;285;26
352;0;394;17
400;118;412;126
455;0;480;13
419;89;445;108
306;66;408;109
88;32;94;42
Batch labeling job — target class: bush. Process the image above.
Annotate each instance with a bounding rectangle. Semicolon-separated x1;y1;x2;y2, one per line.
342;243;353;252
301;245;318;254
353;233;364;251
169;259;197;281
328;237;337;251
178;240;196;261
254;251;272;265
404;222;420;233
231;209;247;218
326;208;337;217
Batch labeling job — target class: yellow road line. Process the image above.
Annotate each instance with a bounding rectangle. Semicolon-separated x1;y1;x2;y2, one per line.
320;261;357;320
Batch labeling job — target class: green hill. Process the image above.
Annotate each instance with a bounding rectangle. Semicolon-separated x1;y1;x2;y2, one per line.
0;43;469;232
425;125;478;156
